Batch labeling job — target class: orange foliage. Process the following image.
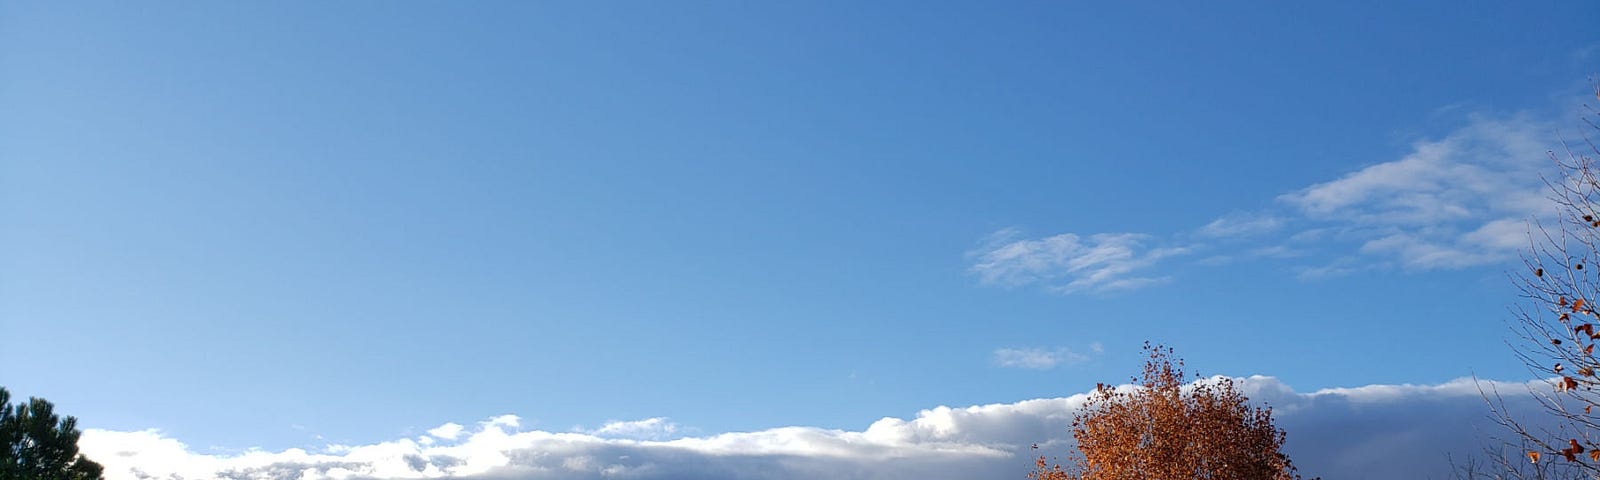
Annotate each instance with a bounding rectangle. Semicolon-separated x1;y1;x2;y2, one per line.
1030;343;1308;480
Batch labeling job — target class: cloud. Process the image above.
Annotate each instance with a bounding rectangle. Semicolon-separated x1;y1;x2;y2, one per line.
80;376;1567;480
992;347;1093;370
1294;257;1370;281
1274;114;1555;269
1280;116;1550;224
967;229;1190;294
482;415;519;429
1199;212;1286;238
971;113;1564;293
581;418;680;441
426;423;464;441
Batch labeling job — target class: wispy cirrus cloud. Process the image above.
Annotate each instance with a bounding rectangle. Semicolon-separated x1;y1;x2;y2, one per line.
80;376;1562;480
970;112;1566;293
967;229;1190;294
1199;212;1286;238
1280;116;1550;224
1275;114;1554;271
992;344;1101;370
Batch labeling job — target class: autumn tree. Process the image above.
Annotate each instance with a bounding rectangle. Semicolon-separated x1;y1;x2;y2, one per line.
0;387;104;480
1030;343;1308;480
1471;85;1600;480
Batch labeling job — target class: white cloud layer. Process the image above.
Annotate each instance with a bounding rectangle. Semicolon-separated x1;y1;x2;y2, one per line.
81;376;1562;480
581;418;680;441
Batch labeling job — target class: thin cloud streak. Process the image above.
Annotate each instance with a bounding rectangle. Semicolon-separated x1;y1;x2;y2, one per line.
967;229;1190;295
1199;212;1286;238
992;347;1094;370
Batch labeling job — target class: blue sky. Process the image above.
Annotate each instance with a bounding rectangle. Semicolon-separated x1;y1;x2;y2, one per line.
3;2;1599;478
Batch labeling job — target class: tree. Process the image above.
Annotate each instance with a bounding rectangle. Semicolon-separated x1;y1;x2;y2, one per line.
1029;343;1308;480
1472;85;1600;480
0;387;104;480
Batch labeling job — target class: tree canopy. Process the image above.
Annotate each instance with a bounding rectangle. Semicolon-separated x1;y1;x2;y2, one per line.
0;387;104;480
1030;343;1308;480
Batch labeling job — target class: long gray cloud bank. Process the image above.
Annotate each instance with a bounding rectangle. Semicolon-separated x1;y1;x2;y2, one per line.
82;376;1558;480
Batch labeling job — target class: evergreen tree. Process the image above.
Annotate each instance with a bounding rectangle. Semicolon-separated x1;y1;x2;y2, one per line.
0;387;104;480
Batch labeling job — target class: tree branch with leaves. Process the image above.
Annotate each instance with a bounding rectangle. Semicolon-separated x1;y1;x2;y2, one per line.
1474;84;1600;480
